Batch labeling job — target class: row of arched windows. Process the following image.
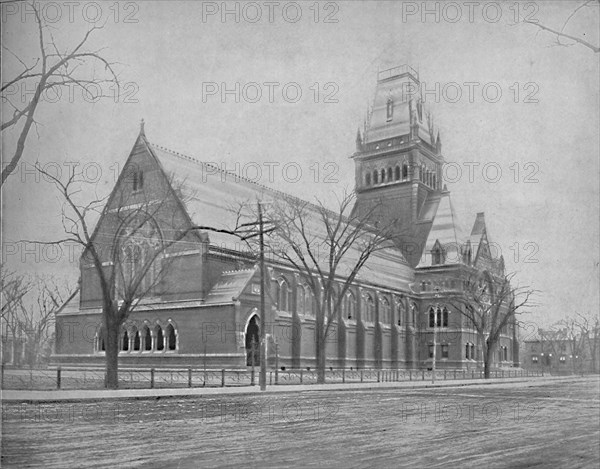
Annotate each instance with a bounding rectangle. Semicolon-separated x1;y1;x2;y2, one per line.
428;306;449;328
95;323;178;353
364;163;409;187
419;164;437;189
364;163;438;189
275;276;415;326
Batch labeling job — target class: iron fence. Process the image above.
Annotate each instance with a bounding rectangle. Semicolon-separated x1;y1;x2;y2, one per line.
0;365;547;391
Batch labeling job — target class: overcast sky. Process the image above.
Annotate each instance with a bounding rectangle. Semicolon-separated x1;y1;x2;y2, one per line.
2;1;599;326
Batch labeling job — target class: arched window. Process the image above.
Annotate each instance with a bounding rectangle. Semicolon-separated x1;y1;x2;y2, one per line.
433;174;437;189
305;289;315;317
344;291;356;319
387;167;393;182
133;329;141;351
442;307;449;327
395;166;400;181
429;307;442;327
363;294;375;323
96;327;105;352
277;277;291;311
396;299;403;326
402;163;408;180
143;325;152;351
381;168;386;183
373;170;378;184
365;172;371;186
117;218;162;299
432;247;444;265
380;297;391;324
296;284;306;315
121;330;129;351
166;323;177;351
155;325;164;351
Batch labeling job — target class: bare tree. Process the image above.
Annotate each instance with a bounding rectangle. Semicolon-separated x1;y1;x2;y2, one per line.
31;160;259;388
16;277;77;367
1;1;119;186
260;191;398;383
1;267;32;365
1;269;76;366
575;313;600;373
449;271;535;379
521;1;599;53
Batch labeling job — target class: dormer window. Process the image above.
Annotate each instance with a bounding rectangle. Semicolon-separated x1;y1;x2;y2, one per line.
386;98;394;121
432;242;445;265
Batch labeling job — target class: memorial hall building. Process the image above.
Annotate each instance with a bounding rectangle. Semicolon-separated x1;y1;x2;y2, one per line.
54;65;519;371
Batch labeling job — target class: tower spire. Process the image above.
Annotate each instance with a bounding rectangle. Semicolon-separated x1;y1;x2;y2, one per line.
139;118;145;137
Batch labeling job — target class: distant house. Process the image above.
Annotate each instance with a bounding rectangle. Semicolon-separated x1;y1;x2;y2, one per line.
521;328;599;373
53;65;518;370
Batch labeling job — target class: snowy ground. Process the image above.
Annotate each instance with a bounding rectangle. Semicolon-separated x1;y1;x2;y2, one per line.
2;376;599;468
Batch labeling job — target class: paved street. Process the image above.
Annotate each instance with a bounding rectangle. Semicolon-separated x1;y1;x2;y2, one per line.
2;376;599;468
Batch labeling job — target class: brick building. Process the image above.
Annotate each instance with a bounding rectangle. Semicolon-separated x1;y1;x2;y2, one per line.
54;65;519;371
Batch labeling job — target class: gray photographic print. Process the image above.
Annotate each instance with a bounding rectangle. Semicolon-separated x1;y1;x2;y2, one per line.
1;1;599;468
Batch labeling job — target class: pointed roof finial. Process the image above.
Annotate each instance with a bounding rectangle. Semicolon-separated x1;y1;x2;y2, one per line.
356;127;363;152
140;118;145;136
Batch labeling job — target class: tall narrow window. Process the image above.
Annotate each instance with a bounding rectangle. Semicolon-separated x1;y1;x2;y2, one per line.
441;344;449;359
365;173;371;186
402;163;408;180
428;345;434;358
442;307;449;327
277;277;290;312
166;323;176;351
386;98;394;121
373;170;378;184
429;307;435;328
297;284;305;315
155;326;164;351
143;326;152;351
381;169;386;183
387;167;393;182
395;166;400;181
133;329;140;351
122;330;129;351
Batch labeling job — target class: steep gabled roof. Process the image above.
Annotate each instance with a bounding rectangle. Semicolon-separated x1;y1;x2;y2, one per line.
417;190;465;267
143;135;415;292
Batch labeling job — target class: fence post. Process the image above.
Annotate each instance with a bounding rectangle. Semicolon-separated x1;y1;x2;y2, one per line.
275;343;279;383
269;372;272;385
360;370;363;383
188;368;192;388
300;369;303;384
221;369;225;387
422;370;425;381
409;370;412;381
57;367;62;390
453;370;456;380
377;371;380;383
342;368;345;383
444;370;446;380
150;369;155;389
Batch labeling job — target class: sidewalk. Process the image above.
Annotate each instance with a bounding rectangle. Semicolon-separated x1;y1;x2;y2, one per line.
1;375;583;403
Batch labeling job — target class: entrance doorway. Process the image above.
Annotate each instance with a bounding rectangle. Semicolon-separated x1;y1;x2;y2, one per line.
245;315;260;366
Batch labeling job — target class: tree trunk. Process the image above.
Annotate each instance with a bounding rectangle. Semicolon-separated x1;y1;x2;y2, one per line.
483;358;491;379
316;321;326;384
105;318;120;389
